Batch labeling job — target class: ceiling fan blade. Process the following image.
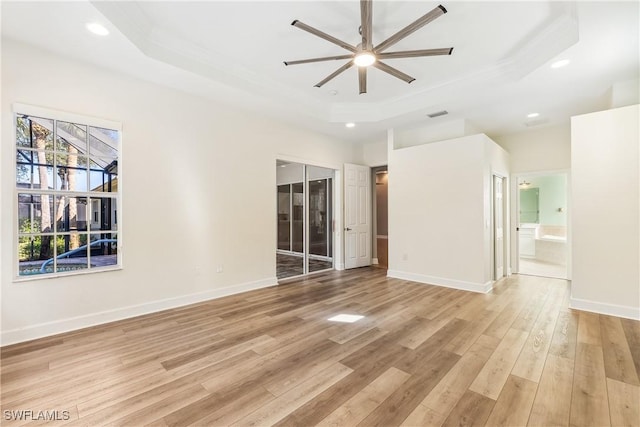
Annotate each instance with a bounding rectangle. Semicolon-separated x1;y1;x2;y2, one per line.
375;5;447;53
314;61;354;88
358;67;367;94
292;20;356;53
378;47;453;59
284;54;353;66
360;0;373;50
373;61;415;84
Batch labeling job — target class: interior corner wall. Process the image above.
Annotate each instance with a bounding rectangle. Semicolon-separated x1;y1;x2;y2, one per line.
360;138;388;167
1;39;358;344
570;104;640;320
493;124;571;173
609;78;640;109
387;134;504;293
394;119;471;149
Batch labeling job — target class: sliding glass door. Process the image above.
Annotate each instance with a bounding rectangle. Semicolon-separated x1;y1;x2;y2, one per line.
276;161;334;279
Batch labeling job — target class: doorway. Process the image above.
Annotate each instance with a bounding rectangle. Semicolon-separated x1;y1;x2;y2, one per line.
276;160;334;279
516;172;568;279
373;166;388;268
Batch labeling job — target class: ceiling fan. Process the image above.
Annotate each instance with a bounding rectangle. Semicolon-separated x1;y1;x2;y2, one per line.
284;1;453;94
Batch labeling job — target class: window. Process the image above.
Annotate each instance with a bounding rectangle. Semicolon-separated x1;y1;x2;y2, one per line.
15;105;121;278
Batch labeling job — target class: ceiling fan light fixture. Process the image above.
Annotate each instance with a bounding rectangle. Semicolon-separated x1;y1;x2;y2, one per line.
354;52;376;67
285;3;453;93
86;22;109;36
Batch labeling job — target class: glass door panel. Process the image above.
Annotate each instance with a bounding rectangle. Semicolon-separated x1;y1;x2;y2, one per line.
291;182;304;253
276;161;334;279
307;166;334;273
309;179;328;256
276;161;304;279
277;185;291;251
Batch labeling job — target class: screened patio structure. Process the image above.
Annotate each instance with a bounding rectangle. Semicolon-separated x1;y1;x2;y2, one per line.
16;114;119;275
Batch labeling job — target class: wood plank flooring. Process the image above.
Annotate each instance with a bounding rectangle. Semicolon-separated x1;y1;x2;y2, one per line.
2;268;639;426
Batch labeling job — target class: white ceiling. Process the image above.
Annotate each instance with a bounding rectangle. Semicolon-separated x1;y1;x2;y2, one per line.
1;1;638;143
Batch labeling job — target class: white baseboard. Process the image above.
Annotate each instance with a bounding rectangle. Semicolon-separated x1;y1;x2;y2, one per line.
1;277;278;346
372;258;379;265
335;262;345;271
569;297;640;320
387;270;493;294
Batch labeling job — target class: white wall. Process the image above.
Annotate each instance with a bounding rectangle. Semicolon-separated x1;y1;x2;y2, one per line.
394;119;480;149
571;104;640;320
360;138;388;167
609;78;640;109
388;133;509;292
493;124;571;173
1;40;358;344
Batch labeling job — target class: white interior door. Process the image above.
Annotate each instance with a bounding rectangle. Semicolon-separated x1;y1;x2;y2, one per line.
344;163;371;269
494;175;505;279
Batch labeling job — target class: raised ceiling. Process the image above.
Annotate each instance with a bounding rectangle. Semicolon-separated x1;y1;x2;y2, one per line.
1;1;638;142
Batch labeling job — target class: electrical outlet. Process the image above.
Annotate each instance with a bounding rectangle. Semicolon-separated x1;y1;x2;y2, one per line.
216;265;223;273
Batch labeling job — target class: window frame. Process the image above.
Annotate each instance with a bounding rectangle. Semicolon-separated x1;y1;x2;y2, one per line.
13;103;123;281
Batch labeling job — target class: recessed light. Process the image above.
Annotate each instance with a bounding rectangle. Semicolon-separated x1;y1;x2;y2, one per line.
328;314;364;323
345;123;355;128
527;113;540;118
551;59;570;69
86;22;109;36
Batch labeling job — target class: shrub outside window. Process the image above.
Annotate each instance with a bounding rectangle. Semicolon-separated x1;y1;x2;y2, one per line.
15;105;121;279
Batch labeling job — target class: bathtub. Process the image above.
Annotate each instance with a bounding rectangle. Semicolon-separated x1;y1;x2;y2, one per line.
535;234;567;264
539;234;566;242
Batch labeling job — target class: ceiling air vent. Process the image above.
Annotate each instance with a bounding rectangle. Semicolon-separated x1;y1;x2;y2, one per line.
427;110;448;118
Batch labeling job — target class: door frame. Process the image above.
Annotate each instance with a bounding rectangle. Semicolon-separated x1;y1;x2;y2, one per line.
370;165;388;266
491;174;508;281
485;171;512;282
510;169;571;279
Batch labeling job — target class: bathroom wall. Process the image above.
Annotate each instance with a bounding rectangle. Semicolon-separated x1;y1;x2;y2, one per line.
520;174;567;228
537;175;567;226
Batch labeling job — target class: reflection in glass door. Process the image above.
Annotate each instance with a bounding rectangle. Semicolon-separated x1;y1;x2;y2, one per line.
308;166;333;273
276;161;304;278
277;185;290;251
292;183;304;253
276;161;334;279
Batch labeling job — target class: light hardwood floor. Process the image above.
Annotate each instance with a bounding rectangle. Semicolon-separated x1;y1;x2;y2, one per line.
1;268;639;426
